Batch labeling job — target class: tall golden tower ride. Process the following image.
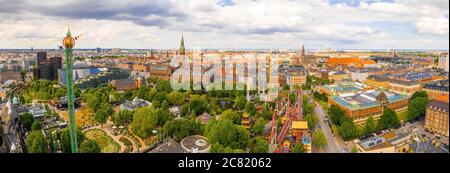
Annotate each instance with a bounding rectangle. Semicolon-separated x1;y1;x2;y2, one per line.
62;18;81;153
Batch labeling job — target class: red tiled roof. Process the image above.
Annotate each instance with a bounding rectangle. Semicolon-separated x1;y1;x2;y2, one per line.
435;94;449;103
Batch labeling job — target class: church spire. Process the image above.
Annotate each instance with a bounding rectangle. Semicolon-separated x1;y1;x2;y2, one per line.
179;35;186;55
301;45;305;56
300;45;306;64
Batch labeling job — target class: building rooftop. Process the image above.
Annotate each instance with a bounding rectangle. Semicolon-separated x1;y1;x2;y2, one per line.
149;64;170;71
393;72;432;82
358;129;412;152
389;79;420;86
367;75;390;82
119;98;151;111
148;140;186;153
332;90;407;110
423;80;449;92
279;64;306;76
323;79;369;94
292;121;308;130
111;78;135;86
334;71;348;75
181;135;211;153
428;99;449;113
435;94;449;103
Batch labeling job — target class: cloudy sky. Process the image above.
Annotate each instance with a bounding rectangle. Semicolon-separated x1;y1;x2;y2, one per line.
0;0;448;50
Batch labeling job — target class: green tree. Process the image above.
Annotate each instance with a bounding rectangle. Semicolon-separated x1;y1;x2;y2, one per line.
407;97;429;121
180;103;190;116
79;140;101;153
94;103;113;127
378;108;401;130
313;91;328;102
313;130;327;149
245;102;257;116
292;142;305;153
156;79;172;93
302;83;312;90
163;118;202;141
234;96;247;110
131;107;160;138
148;88;158;101
249;137;269;153
339;120;358;140
304;113;318;129
189;95;208;116
411;91;428;101
31;121;42;131
20;112;34;130
252;118;267;136
221;109;241;125
153;92;167;105
329;105;346;126
135;85;151;101
94;112;107;128
26;130;48;153
152;100;161;108
167;91;185;106
112;110;134;126
205;120;250;150
208;98;221;116
260;105;273;120
60;128;85;153
304;103;314;115
331;124;339;136
161;100;170;110
210;143;246;153
289;92;297;104
363;117;376;135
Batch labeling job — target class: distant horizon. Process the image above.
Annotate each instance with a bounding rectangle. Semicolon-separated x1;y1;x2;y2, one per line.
0;48;449;52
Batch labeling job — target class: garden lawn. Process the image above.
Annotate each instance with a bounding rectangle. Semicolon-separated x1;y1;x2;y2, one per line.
84;129;120;153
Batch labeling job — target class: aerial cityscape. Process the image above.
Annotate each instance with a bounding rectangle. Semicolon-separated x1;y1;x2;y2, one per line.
0;0;449;154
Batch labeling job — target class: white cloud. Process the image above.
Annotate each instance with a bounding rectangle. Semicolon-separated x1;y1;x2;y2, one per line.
416;17;449;36
0;0;448;49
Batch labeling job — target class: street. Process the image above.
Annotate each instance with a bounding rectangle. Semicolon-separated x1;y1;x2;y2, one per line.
307;94;348;153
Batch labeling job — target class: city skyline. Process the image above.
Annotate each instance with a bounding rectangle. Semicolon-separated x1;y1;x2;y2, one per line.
0;0;449;50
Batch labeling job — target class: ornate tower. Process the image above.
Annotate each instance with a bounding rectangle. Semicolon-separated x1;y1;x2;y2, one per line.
179;35;186;56
62;19;78;153
300;45;306;64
